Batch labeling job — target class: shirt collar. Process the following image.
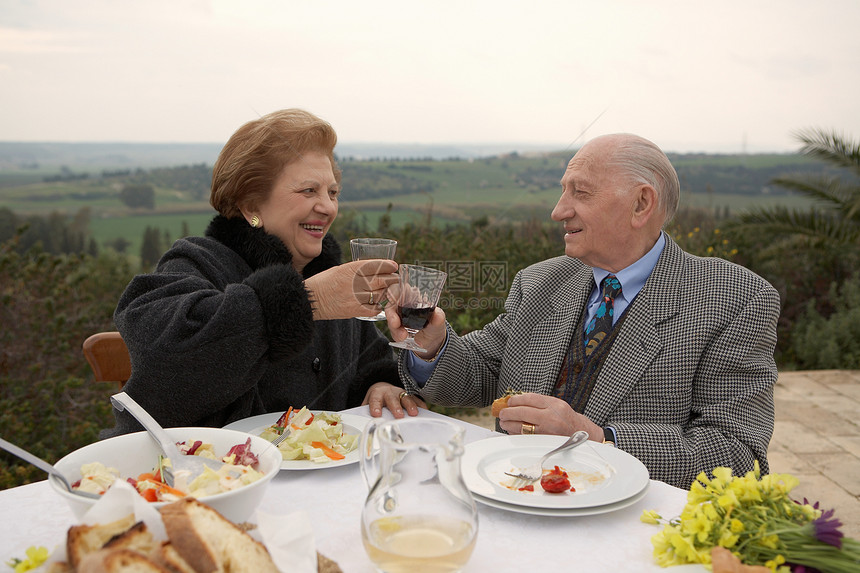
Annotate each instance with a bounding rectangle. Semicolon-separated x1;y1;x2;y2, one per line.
591;232;666;302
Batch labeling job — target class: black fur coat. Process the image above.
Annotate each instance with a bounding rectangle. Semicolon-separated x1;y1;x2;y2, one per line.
102;215;400;437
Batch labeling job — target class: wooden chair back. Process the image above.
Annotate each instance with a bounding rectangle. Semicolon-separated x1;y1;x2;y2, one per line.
82;331;131;390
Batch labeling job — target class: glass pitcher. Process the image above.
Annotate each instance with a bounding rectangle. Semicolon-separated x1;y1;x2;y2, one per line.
360;417;479;573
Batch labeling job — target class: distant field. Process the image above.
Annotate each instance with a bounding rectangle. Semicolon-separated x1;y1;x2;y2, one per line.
90;212;216;256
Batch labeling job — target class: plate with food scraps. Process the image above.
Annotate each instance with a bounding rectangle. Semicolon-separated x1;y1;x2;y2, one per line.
461;434;649;509
223;410;369;470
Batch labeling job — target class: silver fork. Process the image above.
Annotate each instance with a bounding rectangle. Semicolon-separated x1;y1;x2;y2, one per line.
504;430;589;482
271;424;294;447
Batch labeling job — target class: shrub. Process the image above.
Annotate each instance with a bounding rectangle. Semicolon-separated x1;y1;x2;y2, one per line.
0;237;134;489
792;276;860;369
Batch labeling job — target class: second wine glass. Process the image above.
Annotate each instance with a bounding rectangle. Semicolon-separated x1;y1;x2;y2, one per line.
350;238;397;322
389;264;447;353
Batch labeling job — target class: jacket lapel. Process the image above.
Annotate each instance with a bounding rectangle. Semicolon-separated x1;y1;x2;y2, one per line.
518;265;594;394
584;234;685;422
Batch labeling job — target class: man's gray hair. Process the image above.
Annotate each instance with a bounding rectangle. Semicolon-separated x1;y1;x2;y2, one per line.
609;135;680;226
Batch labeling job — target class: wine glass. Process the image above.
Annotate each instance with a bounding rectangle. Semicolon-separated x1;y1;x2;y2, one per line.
350;238;397;321
389;264;447;353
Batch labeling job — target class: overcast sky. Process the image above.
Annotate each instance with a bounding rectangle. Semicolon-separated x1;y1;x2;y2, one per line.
2;0;858;153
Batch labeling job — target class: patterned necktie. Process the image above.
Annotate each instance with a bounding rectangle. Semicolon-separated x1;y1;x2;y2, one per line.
583;274;622;357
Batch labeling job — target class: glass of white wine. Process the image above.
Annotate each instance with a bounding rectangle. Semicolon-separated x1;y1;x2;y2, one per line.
350;238;397;321
360;418;478;573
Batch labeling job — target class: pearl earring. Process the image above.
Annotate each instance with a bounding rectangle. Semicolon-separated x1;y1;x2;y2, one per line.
250;215;260;228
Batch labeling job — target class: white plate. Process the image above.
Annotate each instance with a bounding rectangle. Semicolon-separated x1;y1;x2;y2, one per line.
462;434;649;509
471;480;650;517
223;411;369;470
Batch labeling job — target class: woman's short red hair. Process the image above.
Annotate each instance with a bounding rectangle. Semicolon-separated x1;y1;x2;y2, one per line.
210;109;340;218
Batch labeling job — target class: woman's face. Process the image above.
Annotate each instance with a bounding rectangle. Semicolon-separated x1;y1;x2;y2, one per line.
250;151;339;271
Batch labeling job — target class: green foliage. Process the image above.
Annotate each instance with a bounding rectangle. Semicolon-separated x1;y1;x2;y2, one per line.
666;207;739;260
140;226;165;269
340;163;437;200
136;163;211;200
0;235;135;489
120;183;156;209
792;276;860;369
723;128;860;366
0;206;94;256
727;128;859;256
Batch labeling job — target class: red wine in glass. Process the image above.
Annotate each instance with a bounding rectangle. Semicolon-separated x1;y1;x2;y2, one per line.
389;264;447;353
398;305;435;330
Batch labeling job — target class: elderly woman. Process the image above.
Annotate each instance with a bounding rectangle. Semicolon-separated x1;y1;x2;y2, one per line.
102;109;421;437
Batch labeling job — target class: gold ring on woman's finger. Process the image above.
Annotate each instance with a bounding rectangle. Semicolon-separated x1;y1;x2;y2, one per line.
398;391;409;401
521;423;535;435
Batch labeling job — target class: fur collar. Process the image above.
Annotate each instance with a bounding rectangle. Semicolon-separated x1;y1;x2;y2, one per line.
205;215;341;278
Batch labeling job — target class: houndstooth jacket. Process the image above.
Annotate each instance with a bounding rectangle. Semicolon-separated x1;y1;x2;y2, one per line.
399;233;780;489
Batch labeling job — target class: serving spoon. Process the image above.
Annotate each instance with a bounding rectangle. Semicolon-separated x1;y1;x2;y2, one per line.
110;392;224;487
0;436;101;500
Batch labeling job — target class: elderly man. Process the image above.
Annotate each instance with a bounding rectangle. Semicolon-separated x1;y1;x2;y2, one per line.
381;133;780;489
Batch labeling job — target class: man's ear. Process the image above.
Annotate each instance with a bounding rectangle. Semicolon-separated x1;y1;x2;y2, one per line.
630;184;659;229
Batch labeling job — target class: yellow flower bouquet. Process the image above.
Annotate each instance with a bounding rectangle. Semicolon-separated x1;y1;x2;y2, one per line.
642;462;860;572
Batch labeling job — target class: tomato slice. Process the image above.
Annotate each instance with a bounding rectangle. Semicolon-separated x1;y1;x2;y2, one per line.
540;465;571;494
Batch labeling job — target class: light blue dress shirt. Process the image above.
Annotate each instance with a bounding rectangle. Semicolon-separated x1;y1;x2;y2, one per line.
585;232;665;328
408;233;667;387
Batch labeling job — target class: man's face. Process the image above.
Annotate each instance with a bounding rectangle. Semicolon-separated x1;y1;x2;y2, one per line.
550;140;637;271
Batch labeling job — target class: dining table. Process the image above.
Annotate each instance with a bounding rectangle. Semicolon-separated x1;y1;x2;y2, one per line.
0;406;703;572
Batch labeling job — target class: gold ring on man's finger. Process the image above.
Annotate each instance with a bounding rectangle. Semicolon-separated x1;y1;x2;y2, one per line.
521;423;536;435
398;391;409;401
368;291;375;305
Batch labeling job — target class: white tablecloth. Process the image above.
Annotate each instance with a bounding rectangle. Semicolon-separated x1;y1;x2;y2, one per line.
0;407;698;571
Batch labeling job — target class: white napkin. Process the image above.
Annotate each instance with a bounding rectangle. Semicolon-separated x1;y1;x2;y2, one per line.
81;479;166;538
256;509;316;573
39;481;316;573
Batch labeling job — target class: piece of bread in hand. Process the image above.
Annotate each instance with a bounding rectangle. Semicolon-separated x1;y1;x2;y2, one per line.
491;395;511;417
491;389;525;417
67;514;137;569
76;548;170;573
160;498;278;573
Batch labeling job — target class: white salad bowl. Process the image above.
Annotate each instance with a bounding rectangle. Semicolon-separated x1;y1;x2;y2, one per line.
49;426;281;523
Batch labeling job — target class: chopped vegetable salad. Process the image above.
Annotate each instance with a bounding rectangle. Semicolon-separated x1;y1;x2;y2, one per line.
260;407;358;463
72;438;264;502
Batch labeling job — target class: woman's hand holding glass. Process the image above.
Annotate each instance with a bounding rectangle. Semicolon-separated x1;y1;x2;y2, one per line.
304;259;398;320
350;238;397;321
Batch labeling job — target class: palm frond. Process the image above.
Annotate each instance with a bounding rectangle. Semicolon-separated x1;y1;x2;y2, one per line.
771;174;858;210
792;128;860;174
732;205;860;245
